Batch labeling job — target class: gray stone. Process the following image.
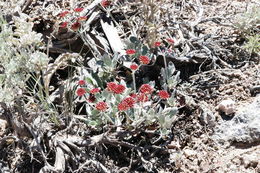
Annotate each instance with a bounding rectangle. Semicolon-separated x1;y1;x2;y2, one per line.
213;95;260;144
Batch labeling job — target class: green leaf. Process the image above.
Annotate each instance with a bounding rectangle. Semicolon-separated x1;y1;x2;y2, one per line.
162;107;178;116
129;36;140;44
142;45;149;55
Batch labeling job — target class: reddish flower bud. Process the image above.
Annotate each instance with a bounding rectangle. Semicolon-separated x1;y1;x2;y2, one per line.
90;88;100;94
139;84;153;94
95;101;108;111
76;88;86;96
126;49;136;55
78;80;86;86
114;84;126;94
71;22;81;31
166;38;174;44
130;63;138;71
59;11;69;17
60;22;68;28
137;93;149;102
101;0;111;7
74;7;84;12
158;90;170;99
154;41;161;47
139;55;150;65
118;102;129;111
107;82;117;92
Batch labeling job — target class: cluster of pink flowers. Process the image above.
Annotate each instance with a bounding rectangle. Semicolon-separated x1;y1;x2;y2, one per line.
95;101;108;111
101;0;111;7
106;82;126;94
118;97;135;111
76;79;170;112
58;7;88;31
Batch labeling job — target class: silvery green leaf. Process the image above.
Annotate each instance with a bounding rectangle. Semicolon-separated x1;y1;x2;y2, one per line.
167;95;176;107
162;107;178;116
103;55;112;67
167;61;176;76
158;113;165;125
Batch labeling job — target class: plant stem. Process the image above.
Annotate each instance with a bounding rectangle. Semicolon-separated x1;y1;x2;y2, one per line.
132;71;136;93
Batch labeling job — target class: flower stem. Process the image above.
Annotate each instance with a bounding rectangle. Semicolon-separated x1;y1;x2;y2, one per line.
132;71;136;93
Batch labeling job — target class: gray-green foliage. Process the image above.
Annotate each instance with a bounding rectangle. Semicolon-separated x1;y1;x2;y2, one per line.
233;6;260;55
0;14;49;104
233;6;260;35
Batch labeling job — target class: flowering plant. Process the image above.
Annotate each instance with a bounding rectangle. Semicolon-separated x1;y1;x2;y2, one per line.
71;36;179;135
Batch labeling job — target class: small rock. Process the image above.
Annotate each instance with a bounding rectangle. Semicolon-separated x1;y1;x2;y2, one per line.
213;95;260;144
217;99;236;115
183;149;197;158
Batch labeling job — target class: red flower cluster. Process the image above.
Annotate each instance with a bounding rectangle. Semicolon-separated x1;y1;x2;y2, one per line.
137;93;149;102
59;11;69;17
107;82;125;94
78;80;86;86
90;88;100;94
95;101;108;111
74;7;84;12
126;49;136;55
118;97;135;111
60;22;68;28
130;63;138;71
139;84;153;94
101;0;111;7
154;42;161;47
166;38;174;44
76;88;86;96
139;55;150;64
71;22;81;31
158;90;170;99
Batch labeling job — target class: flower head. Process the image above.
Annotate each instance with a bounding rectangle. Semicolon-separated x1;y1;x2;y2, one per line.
71;22;81;31
158;90;170;99
114;84;126;94
166;38;174;44
137;93;149;102
139;55;150;65
90;88;100;94
59;11;69;17
118;102;129;111
122;97;135;108
78;80;86;86
76;88;86;96
130;63;138;71
60;22;68;28
154;41;161;47
139;84;153;94
107;82;125;94
74;7;84;12
101;0;111;7
126;49;136;55
118;97;135;111
107;82;117;92
95;101;108;111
